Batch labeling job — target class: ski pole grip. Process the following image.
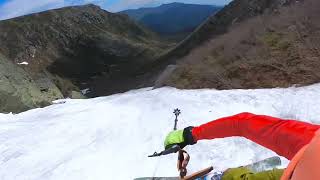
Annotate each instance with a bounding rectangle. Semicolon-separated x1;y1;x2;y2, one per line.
181;166;213;180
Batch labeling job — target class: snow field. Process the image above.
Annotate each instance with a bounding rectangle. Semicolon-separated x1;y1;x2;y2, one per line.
1;84;320;180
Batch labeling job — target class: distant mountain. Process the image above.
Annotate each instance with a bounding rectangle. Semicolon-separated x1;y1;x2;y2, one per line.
120;3;222;39
0;4;169;113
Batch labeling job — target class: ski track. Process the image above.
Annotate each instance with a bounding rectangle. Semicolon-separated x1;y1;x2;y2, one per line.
1;84;320;180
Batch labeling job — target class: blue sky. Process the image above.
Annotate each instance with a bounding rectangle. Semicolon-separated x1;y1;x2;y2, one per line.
0;0;232;20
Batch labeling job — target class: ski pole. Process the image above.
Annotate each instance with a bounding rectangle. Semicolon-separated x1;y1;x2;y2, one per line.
148;108;182;157
147;108;213;180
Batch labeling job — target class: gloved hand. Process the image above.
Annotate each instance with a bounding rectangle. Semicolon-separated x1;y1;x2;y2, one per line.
164;126;196;149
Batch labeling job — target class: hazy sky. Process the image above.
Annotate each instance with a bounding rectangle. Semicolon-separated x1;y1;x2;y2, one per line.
0;0;232;20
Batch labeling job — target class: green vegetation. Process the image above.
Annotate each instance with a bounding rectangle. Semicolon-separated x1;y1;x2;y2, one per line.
262;32;291;51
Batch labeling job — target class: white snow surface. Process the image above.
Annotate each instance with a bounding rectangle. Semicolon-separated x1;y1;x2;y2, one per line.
17;61;29;65
1;84;320;180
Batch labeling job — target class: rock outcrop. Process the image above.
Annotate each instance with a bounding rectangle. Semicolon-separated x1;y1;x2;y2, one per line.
0;53;63;113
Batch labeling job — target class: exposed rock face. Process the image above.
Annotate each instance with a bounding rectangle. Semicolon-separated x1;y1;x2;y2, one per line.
158;0;320;90
0;53;63;113
0;4;167;112
69;91;86;99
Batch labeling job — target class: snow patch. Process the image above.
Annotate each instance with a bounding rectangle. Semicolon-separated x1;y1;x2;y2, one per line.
17;61;29;65
80;88;91;95
1;84;320;179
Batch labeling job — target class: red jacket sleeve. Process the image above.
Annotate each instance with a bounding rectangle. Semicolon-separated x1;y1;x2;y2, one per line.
192;112;320;160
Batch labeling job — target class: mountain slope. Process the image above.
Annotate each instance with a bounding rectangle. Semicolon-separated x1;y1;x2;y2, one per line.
0;4;168;112
121;3;221;39
151;0;320;90
149;0;296;69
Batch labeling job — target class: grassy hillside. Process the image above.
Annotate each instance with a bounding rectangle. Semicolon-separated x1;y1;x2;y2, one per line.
159;0;320;89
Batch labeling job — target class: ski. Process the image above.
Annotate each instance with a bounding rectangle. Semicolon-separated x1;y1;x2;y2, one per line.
134;156;281;180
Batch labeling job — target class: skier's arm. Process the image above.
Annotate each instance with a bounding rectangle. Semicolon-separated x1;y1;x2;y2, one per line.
192;112;320;160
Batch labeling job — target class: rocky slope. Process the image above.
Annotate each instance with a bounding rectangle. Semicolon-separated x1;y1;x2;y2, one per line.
0;4;167;113
153;0;320;90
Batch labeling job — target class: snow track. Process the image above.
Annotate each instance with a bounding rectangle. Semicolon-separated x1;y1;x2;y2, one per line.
1;84;320;180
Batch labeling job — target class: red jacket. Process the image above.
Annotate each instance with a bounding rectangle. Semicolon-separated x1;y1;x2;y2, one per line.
192;112;320;160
